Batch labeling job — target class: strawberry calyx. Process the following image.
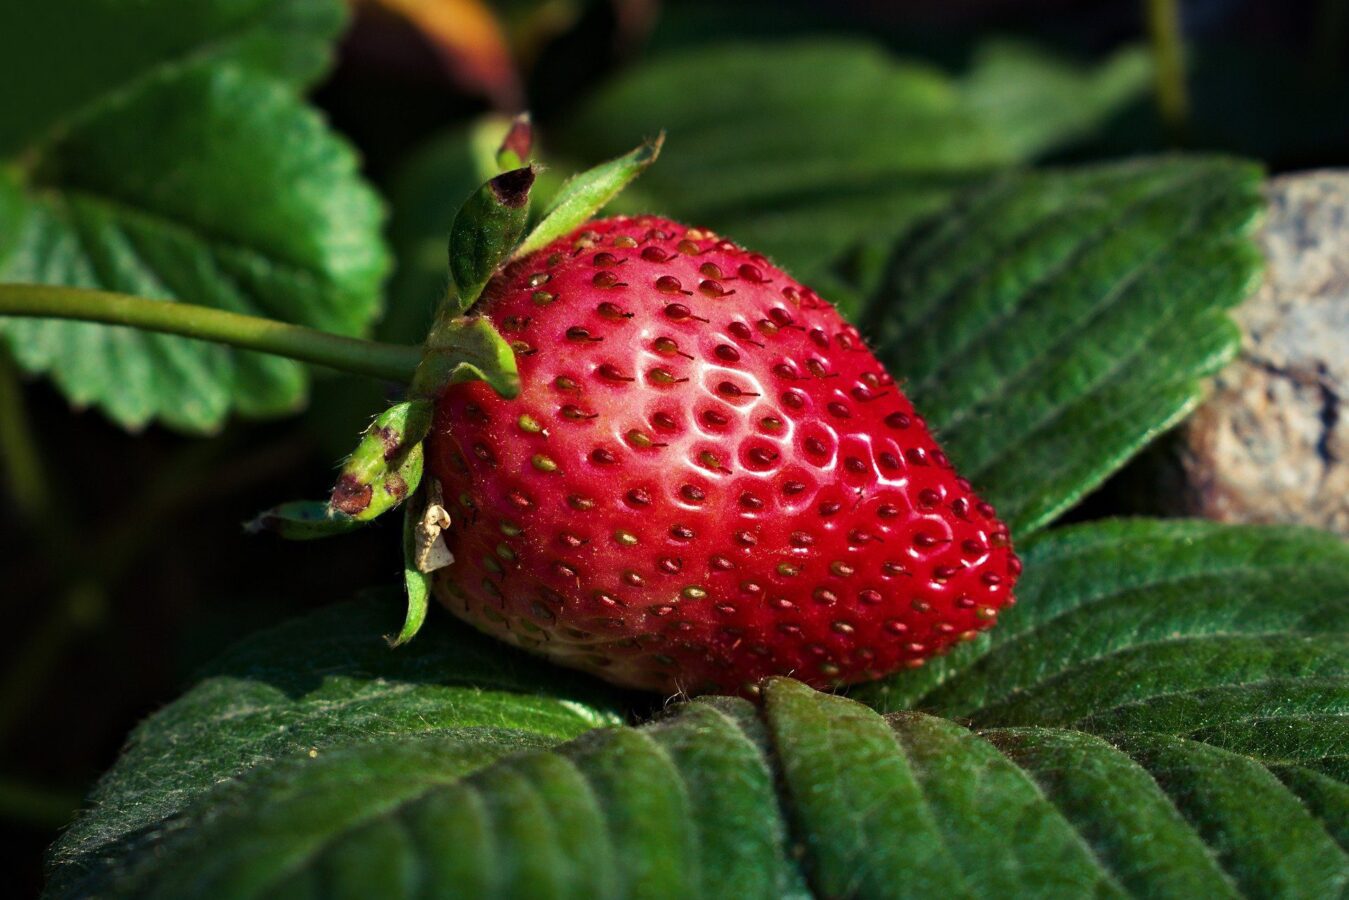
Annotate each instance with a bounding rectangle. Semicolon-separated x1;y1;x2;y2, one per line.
250;117;664;647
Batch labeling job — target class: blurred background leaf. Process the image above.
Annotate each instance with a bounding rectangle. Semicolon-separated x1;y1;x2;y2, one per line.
356;0;522;107
0;0;346;158
550;38;1148;283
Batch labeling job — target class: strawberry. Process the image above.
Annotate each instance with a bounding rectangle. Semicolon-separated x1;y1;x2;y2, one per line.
425;216;1019;696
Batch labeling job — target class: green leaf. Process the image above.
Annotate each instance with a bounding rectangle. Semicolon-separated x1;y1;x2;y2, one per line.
244;500;361;541
0;65;389;433
761;678;971;898
513;136;664;258
448;166;536;313
0;0;345;157
860;157;1264;535
985;728;1236;897
1108;732;1347;898
558;38;1149;283
51;518;1349;896
45;596;626;898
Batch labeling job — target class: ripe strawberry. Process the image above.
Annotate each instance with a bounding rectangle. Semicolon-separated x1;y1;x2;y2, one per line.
426;216;1019;695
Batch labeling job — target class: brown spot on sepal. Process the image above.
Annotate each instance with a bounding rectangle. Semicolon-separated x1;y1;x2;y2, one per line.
331;474;373;515
384;473;409;502
489;166;536;208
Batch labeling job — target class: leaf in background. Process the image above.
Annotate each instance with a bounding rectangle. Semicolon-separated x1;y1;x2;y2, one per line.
861;157;1264;535
45;596;626;899
0;65;390;433
48;520;1348;897
358;0;521;108
555;38;1149;284
960;40;1151;162
0;0;345;157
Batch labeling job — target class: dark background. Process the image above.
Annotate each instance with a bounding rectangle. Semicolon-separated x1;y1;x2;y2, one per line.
2;0;1345;893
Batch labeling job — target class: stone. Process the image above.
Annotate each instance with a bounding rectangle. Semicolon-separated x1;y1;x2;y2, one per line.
1178;171;1348;534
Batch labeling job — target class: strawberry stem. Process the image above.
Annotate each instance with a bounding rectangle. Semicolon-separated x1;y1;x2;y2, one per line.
0;283;423;382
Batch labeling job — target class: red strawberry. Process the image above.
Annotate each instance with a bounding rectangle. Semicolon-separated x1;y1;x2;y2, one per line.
426;216;1019;695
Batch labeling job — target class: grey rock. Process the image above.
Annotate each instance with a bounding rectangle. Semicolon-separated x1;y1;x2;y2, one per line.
1179;171;1348;534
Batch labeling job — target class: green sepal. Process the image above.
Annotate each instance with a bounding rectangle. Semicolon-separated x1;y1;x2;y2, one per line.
448;165;536;314
514;134;664;258
330;400;432;522
411;314;520;400
496;113;533;170
394;493;432;648
244;501;362;541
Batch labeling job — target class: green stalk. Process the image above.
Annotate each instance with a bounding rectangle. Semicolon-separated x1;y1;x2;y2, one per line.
1146;0;1190;137
0;284;422;382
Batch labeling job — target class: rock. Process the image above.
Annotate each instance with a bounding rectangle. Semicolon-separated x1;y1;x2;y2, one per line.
1178;171;1348;535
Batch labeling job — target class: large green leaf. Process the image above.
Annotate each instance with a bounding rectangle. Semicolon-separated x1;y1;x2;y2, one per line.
0;64;389;432
555;38;1149;283
862;157;1264;535
48;521;1349;897
44;596;627;898
0;0;345;157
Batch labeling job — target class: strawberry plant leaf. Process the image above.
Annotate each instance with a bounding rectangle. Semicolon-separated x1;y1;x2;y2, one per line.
557;39;1149;284
49;520;1347;897
0;0;345;157
44;596;626;898
0;65;389;433
862;157;1264;535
